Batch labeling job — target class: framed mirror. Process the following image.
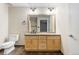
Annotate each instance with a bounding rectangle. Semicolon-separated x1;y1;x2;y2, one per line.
28;15;56;33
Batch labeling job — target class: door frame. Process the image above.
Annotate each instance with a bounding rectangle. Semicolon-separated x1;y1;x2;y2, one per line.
37;16;49;32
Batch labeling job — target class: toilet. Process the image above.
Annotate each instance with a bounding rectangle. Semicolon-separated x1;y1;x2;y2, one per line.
0;34;19;55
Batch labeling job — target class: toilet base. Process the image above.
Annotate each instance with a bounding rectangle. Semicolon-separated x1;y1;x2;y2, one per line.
4;46;15;55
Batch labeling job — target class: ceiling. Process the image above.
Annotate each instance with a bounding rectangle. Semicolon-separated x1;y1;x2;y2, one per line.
9;3;60;8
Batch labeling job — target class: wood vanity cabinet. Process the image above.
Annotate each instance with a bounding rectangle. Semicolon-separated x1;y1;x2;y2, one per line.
24;35;61;51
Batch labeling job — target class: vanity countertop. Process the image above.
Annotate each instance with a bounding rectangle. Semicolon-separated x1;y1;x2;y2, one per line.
24;33;60;36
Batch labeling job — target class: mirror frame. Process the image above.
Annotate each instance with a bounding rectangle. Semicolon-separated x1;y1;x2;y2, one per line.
27;14;56;33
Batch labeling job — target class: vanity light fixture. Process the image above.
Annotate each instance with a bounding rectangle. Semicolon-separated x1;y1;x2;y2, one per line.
48;8;54;12
30;8;36;12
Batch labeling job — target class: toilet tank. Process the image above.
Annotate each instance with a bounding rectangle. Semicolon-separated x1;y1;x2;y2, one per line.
8;34;19;42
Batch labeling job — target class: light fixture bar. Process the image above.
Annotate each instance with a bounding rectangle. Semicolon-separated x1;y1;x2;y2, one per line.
48;8;54;11
30;8;36;11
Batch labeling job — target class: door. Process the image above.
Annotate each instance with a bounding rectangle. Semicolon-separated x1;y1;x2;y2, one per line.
40;20;47;32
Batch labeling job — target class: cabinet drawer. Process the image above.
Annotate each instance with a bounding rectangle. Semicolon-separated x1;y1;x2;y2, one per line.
47;36;60;39
25;36;38;40
31;36;38;39
39;36;46;40
39;39;46;43
54;36;60;39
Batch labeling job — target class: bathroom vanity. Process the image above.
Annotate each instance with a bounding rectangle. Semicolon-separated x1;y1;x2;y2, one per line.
24;34;61;51
24;15;61;52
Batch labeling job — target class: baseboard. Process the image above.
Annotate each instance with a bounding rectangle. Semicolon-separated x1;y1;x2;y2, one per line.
15;45;24;47
25;50;63;55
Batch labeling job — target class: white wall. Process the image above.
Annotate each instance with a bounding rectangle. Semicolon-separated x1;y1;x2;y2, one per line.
8;3;71;54
8;7;28;45
0;3;8;44
57;3;79;55
56;4;70;54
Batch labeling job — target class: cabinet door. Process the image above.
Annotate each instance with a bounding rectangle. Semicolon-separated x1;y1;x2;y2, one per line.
54;39;61;50
25;36;32;50
47;39;54;50
31;36;38;50
47;36;61;51
38;36;46;50
47;36;54;50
